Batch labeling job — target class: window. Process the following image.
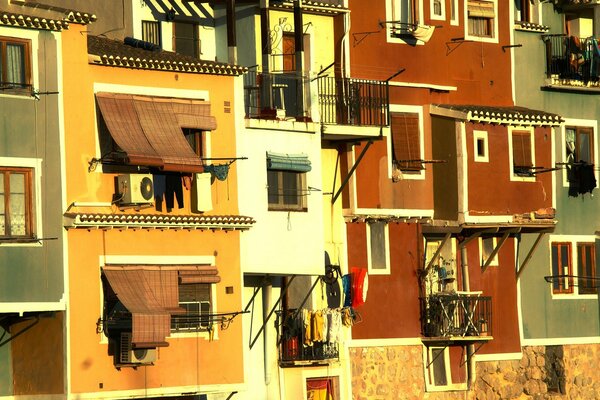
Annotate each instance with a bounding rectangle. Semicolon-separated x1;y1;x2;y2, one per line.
266;153;311;211
566;126;593;165
391;0;417;25
423;346;467;391
0;36;32;93
577;243;596;295
551;242;573;294
467;0;496;39
367;221;390;275
511;129;534;178
473;130;489;162
480;237;498;266
450;0;459;25
515;0;540;25
282;32;296;72
142;20;161;46
171;283;212;332
267;170;307;211
306;377;339;400
391;112;422;173
173;22;199;58
184;128;205;158
431;0;445;20
0;167;33;238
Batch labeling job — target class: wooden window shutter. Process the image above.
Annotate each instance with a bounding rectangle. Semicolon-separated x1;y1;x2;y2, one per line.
391;112;421;171
512;130;532;168
282;33;296;72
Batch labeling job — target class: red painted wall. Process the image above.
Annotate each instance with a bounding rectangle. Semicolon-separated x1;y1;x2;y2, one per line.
349;222;422;339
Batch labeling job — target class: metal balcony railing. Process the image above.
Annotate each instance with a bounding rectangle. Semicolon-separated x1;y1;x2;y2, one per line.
277;309;339;366
243;71;311;121
543;34;600;85
420;292;492;339
318;77;389;127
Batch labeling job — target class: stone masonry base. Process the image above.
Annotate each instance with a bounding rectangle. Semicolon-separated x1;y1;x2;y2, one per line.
349;343;600;399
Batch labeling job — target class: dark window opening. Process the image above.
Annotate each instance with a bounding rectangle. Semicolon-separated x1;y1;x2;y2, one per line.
174;22;199;58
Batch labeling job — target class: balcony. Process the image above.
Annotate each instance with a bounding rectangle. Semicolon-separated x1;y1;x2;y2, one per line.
277;309;340;367
244;71;311;121
420;292;493;342
543;34;600;90
318;76;389;127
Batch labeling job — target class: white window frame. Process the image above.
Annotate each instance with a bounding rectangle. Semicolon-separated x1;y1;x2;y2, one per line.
388;104;426;180
367;220;391;275
386;0;426;45
450;0;460;25
508;126;536;182
430;0;446;20
0;27;40;100
560;119;598;188
464;0;499;43
549;235;598;300
423;346;467;392
479;237;498;267
0;157;43;247
473;130;489;162
514;0;542;25
99;255;219;342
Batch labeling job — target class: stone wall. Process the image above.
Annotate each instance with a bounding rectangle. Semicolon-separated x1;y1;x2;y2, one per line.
349;344;600;400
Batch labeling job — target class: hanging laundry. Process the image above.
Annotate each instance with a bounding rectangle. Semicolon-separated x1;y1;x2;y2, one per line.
204;164;230;181
342;274;352;307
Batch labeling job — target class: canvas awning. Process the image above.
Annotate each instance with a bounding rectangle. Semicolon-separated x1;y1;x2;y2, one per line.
103;264;220;348
96;92;217;173
266;152;312;172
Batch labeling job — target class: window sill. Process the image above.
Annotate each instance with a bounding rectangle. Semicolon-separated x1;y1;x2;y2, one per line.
0;237;42;247
551;293;598;300
268;207;308;212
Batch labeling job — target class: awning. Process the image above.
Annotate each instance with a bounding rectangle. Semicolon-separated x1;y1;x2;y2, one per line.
103;264;220;348
267;152;312;172
96;92;217;173
142;0;213;24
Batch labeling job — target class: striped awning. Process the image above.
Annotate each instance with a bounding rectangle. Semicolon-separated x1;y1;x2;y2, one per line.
267;152;312;172
96;92;217;173
142;0;213;24
103;265;220;348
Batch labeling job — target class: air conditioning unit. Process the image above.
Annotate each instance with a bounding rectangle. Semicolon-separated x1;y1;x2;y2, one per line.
117;174;154;204
119;332;157;364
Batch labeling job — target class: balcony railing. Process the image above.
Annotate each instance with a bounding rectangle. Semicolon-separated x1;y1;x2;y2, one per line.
243;71;311;121
420;292;492;339
318;77;389;127
277;309;339;366
543;34;600;86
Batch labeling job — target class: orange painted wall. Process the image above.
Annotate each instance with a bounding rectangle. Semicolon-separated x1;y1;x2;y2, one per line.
61;25;244;395
348;222;422;339
466;124;553;215
348;1;513;107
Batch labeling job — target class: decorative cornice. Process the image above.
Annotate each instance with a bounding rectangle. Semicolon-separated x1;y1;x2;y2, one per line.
431;105;563;127
64;213;256;231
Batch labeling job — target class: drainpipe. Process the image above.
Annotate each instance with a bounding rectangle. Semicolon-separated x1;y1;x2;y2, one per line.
460;244;476;387
226;0;237;64
260;0;273;110
262;278;272;385
294;0;306;119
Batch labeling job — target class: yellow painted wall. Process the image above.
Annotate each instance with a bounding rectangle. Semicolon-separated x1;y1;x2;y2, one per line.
61;25;244;395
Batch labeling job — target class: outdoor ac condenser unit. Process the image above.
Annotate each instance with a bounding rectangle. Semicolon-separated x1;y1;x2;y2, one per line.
117;174;154;204
119;332;157;364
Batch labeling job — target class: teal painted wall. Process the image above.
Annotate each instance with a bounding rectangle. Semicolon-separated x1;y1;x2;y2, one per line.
0;326;13;396
514;4;600;339
0;30;64;304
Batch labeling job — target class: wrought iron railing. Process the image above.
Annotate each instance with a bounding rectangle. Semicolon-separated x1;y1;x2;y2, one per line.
318;76;389;127
419;292;492;338
543;34;600;85
243;71;311;120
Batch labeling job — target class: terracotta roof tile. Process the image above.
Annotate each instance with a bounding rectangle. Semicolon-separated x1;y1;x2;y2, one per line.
432;104;563;127
87;35;246;76
64;212;255;230
0;10;68;31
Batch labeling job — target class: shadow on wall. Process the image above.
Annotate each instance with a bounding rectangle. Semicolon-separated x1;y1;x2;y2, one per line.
545;345;566;395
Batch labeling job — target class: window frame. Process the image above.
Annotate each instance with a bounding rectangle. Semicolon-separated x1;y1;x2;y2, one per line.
423;346;467;392
508;126;536;182
0;35;32;95
479;237;499;267
450;0;459;25
430;0;446;21
171;282;213;333
473;130;489;162
386;0;425;44
560;121;597;188
367;220;391;275
515;0;541;25
551;242;574;295
465;0;498;43
173;21;200;58
0;166;34;239
548;235;598;299
141;20;161;47
267;169;308;212
389;106;426;180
